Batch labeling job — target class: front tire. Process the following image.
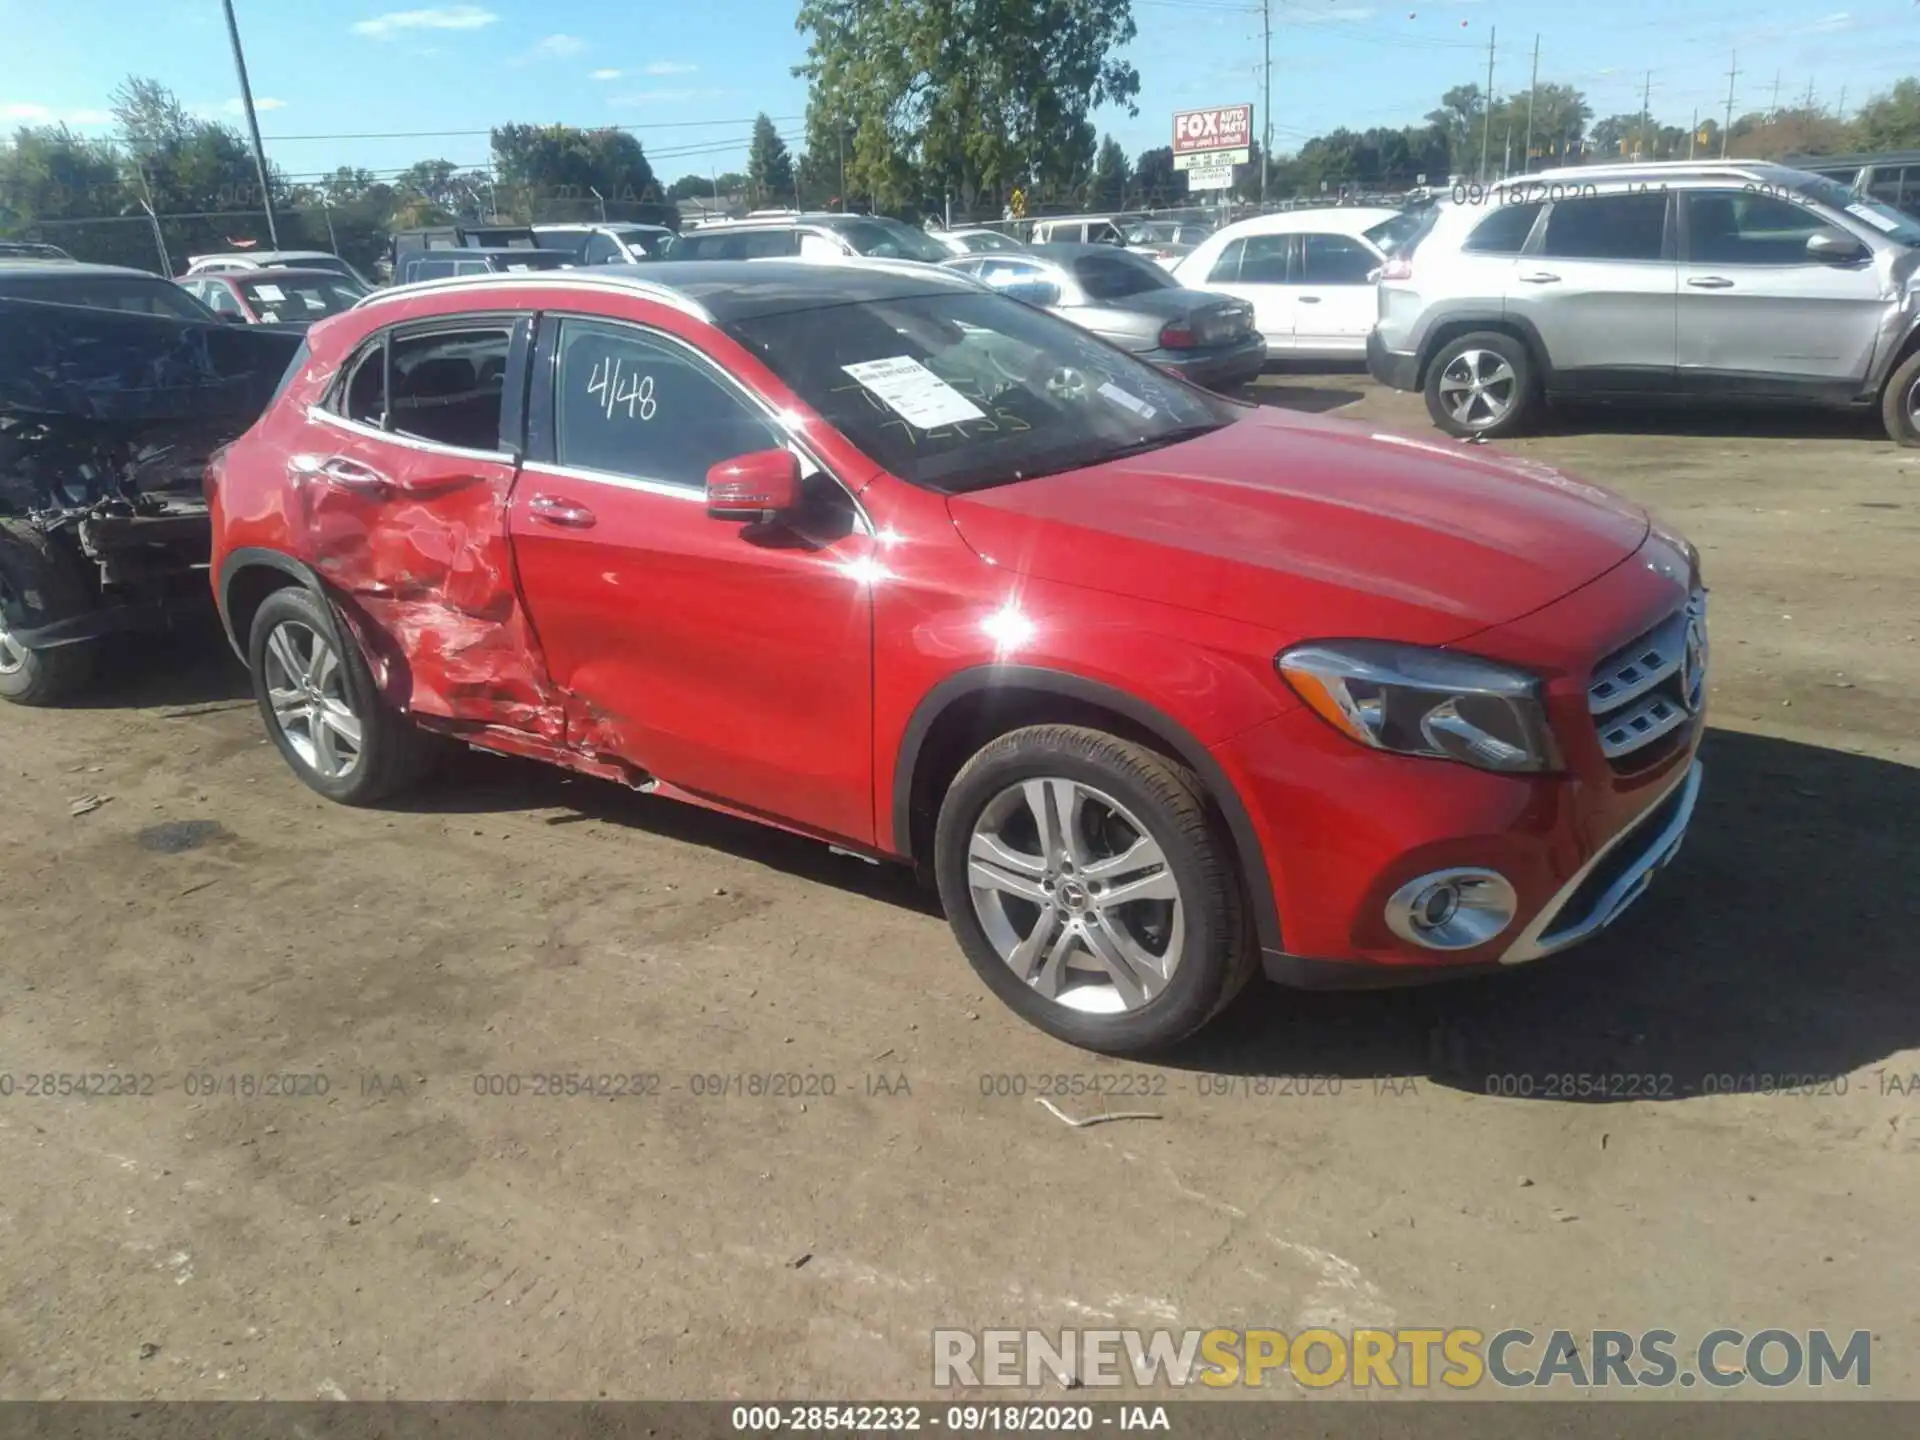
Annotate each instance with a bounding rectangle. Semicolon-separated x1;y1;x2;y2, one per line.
0;522;96;707
1424;331;1537;439
1881;350;1920;448
934;725;1254;1055
248;586;439;805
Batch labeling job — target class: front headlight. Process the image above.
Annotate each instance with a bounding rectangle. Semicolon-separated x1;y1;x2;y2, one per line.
1277;641;1562;774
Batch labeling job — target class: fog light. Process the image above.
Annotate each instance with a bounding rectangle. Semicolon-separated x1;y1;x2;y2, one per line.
1385;868;1517;951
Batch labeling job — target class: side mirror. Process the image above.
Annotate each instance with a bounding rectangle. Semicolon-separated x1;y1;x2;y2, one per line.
998;278;1062;308
220;311;248;324
707;448;801;522
1807;230;1868;264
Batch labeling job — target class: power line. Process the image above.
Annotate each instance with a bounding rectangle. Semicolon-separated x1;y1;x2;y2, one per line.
262;115;805;143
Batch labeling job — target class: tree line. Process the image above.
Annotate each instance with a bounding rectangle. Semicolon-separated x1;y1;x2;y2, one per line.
4;52;1919;273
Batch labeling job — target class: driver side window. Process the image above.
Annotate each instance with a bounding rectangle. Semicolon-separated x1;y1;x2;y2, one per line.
551;318;783;490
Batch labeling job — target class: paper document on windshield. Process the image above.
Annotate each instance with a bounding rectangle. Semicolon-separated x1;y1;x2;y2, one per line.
1846;203;1902;234
842;356;986;429
252;283;285;302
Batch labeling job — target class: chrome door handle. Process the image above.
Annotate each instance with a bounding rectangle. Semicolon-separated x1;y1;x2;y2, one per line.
1518;271;1561;284
1296;295;1322;304
528;494;597;529
311;456;391;491
1687;276;1735;289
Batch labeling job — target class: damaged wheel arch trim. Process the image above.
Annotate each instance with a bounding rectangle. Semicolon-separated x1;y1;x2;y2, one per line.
217;549;331;662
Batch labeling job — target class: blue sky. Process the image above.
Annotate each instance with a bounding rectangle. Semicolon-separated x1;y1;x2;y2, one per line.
1;0;1916;188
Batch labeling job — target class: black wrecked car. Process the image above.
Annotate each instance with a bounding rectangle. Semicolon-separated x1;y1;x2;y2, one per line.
0;263;303;705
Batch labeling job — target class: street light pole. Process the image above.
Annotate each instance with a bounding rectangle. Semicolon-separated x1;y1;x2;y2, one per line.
221;0;280;249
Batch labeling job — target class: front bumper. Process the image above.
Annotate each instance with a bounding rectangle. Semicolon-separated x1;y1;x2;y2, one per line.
1154;333;1269;392
1366;329;1420;391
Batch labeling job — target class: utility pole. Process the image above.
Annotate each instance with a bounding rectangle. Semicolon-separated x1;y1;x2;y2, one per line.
1639;72;1651;160
1478;26;1496;183
1689;107;1698;159
1722;49;1738;157
589;186;606;222
1261;0;1272;206
1836;85;1847;119
1522;34;1539;177
1770;71;1781;119
221;0;280;249
1804;79;1816;110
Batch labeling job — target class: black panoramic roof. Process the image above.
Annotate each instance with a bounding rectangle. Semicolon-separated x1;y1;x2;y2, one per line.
615;260;973;321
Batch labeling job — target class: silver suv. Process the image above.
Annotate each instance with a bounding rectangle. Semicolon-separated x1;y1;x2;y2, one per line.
1367;161;1920;446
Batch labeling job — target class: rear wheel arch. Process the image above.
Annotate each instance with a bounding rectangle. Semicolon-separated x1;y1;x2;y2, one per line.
1416;314;1550;391
892;666;1283;954
219;549;326;662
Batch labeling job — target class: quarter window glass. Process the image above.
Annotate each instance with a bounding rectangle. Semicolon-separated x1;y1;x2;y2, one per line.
340;342;387;426
1238;233;1292;284
584;233;622;264
1073;253;1170;300
553;319;781;489
1298;234;1377;284
1463;202;1542;254
386;327;511;451
1539;193;1667;261
1685;191;1829;265
737;230;800;258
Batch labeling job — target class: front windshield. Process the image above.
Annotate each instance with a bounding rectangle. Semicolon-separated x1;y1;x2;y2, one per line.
238;274;368;322
616;228;675;258
1784;171;1920;246
960;230;1024;253
724;290;1243;494
829;217;953;263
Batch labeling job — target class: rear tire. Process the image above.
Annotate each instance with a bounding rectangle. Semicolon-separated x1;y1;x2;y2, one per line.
0;521;97;707
248;586;439;806
1881;350;1920;448
934;725;1256;1055
1423;330;1537;439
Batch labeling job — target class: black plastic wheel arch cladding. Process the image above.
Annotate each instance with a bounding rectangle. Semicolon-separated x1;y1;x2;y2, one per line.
892;664;1284;955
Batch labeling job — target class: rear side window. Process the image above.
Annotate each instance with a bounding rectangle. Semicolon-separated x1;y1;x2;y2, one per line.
1299;233;1377;284
1461;202;1541;254
1206;238;1245;283
1539;193;1667;261
552;318;781;489
1238;233;1292;283
738;230;801;259
387;327;511;451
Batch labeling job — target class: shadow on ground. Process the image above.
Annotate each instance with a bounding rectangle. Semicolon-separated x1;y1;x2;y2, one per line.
1530;400;1892;444
1170;726;1920;1098
390;723;1919;1097
63;618;252;712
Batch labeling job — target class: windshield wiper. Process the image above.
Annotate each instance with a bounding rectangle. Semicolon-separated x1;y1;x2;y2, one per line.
1094;421;1228;465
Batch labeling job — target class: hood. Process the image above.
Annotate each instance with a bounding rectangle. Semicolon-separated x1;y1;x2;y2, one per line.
945;407;1649;647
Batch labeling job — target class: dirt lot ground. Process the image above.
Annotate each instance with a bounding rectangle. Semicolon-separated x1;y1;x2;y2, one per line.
1;372;1916;1404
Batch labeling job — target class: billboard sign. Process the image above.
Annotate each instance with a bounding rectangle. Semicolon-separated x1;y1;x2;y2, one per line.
1173;104;1253;156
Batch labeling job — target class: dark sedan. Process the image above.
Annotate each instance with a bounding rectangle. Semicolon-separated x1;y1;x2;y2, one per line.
943;243;1264;392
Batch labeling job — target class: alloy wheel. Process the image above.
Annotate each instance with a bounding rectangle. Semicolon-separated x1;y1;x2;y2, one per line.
1437;349;1517;429
0;579;26;677
965;778;1185;1014
262;619;364;781
1907;372;1920;430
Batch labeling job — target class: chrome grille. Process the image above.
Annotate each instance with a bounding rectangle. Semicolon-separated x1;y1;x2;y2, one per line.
1589;590;1707;766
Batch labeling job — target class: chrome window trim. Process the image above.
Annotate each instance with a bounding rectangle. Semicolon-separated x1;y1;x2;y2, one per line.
1500;760;1703;966
520;458;705;503
305;404;517;467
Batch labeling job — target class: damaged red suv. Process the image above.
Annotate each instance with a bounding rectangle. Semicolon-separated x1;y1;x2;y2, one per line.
208;262;1706;1054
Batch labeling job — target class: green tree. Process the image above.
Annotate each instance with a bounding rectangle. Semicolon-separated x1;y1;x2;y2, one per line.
1087;134;1129;209
1496;82;1591;168
1131;145;1185;205
1425;84;1485;167
1854;78;1920;151
668;173;716;201
0;124;126;228
490;123;659;216
747;113;796;207
794;0;1140;214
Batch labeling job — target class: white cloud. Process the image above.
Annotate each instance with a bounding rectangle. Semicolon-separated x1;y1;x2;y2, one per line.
534;33;586;57
351;5;497;40
221;97;288;115
591;68;623;80
642;60;698;75
1;102;53;121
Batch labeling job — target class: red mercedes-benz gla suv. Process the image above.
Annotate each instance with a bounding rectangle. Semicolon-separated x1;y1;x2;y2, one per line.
207;261;1706;1053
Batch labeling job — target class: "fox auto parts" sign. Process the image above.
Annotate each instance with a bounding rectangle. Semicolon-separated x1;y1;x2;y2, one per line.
1172;104;1253;156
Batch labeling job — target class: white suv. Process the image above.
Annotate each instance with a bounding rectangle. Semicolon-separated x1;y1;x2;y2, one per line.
1367;161;1920;445
666;214;952;264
